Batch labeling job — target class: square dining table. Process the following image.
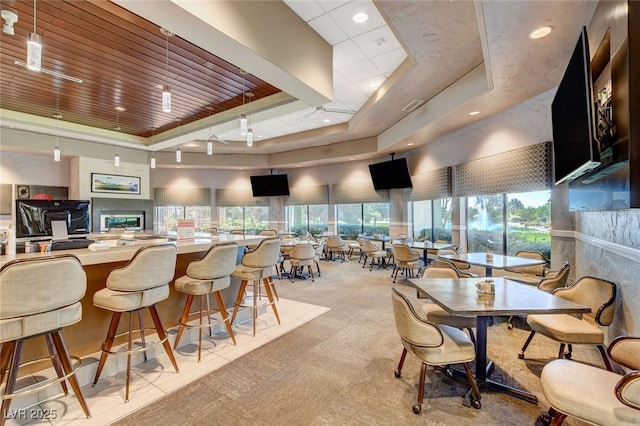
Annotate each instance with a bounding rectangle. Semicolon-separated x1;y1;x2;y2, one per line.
410;241;456;264
405;277;591;404
438;252;547;277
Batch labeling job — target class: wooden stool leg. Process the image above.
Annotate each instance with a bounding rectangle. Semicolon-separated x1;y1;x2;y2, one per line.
50;330;91;418
262;277;281;325
198;295;204;362
45;333;69;395
214;291;236;345
252;280;258;336
230;280;249;326
0;341;21;426
0;341;15;387
94;312;122;385
148;305;179;373
174;294;194;349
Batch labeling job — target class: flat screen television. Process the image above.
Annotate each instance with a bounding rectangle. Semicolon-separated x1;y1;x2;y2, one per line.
250;174;290;197
551;26;601;185
15;199;91;238
369;158;413;190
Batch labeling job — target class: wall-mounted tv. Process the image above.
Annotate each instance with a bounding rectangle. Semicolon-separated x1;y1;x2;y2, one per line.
250;174;290;197
15;199;91;238
551;26;601;185
369;158;413;190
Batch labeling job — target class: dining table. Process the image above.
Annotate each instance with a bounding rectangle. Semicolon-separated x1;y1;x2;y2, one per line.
405;276;591;404
438;252;547;277
410;241;456;264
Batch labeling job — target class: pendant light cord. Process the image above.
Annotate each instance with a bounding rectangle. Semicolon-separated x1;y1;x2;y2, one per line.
165;33;169;85
33;0;37;33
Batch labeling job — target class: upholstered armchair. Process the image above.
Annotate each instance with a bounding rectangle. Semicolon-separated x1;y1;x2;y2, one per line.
539;335;640;425
501;250;547;285
390;244;424;283
518;276;617;370
361;238;388;270
288;243;316;282
391;288;481;414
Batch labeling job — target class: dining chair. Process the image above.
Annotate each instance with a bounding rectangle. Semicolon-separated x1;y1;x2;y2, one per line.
326;235;348;262
390;244;424;283
507;262;572;330
419;266;476;344
361;238;388;270
288;243;316;282
431;258;478;278
390;287;481;414
501;250;547;285
437;249;474;272
518;276;617;370
539;335;640;425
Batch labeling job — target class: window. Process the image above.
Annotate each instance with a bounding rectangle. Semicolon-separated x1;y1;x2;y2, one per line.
155;206;211;233
219;206;268;234
467;190;551;258
506;190;551;259
337;202;389;239
412;198;452;242
286;204;328;236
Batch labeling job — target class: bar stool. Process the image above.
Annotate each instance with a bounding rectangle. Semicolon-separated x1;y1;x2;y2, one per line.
173;243;239;362
230;238;282;336
0;255;91;425
92;244;179;402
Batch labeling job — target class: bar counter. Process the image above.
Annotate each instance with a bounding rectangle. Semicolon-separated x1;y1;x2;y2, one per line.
0;234;267;364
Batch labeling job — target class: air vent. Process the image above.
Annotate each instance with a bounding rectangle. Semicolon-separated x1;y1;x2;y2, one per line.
402;100;425;112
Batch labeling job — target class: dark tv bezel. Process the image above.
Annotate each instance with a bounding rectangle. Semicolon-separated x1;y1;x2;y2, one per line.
250;174;290;197
368;158;413;190
551;26;601;185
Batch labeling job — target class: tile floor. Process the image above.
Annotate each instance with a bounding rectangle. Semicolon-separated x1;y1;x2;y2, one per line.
4;298;330;425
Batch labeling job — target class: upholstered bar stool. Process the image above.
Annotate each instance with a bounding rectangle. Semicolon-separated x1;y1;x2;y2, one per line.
230;238;282;336
173;243;238;362
0;255;90;425
92;244;179;402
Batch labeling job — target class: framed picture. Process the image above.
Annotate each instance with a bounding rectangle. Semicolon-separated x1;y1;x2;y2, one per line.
91;173;141;195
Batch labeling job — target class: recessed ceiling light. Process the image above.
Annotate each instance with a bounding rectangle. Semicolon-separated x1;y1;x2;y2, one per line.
115;106;126;112
349;157;355;160
352;12;368;24
296;164;301;167
469;111;480;116
369;81;381;89
407;143;414;146
529;26;552;40
52;113;63;119
323;119;331;123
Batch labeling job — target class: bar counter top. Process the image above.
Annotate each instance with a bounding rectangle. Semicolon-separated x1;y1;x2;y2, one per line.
0;234;266;268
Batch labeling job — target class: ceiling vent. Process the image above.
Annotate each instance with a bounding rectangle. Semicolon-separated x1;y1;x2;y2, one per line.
401;100;425;112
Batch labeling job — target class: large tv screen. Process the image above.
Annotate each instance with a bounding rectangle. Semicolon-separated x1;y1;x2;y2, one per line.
369;158;413;190
250;174;290;197
15;199;91;238
551;26;601;185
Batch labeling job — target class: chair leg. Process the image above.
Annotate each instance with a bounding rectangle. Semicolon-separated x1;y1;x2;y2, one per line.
125;311;134;402
394;348;407;378
262;277;281;325
94;311;122;385
315;260;321;276
462;362;482;407
414;362;427;414
45;333;69;395
466;328;477;346
230;280;249;326
0;340;22;425
558;343;566;360
148;305;179;373
174;294;194;349
0;340;15;387
137;310;147;362
596;345;613;371
269;276;279;301
214;290;236;345
518;330;536;359
308;265;315;282
50;330;91;418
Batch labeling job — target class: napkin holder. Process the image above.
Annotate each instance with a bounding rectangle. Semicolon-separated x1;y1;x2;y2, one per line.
476;279;495;294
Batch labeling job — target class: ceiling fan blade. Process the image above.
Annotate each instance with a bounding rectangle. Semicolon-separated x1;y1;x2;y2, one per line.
323;107;356;115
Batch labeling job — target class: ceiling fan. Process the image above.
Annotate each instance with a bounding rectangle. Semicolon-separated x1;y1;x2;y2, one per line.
296;105;356;122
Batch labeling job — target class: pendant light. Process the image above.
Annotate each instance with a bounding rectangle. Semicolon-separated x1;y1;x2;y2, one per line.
176;118;182;163
206;106;213;155
246;128;253;147
114;112;121;166
161;28;173;113
53;112;62;161
27;0;41;71
239;70;247;135
150;128;156;168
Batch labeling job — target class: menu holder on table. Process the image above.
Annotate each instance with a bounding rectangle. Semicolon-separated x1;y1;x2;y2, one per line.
177;220;195;241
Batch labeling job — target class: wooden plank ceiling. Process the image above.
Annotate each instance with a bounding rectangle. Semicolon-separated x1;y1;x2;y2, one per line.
0;0;281;137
